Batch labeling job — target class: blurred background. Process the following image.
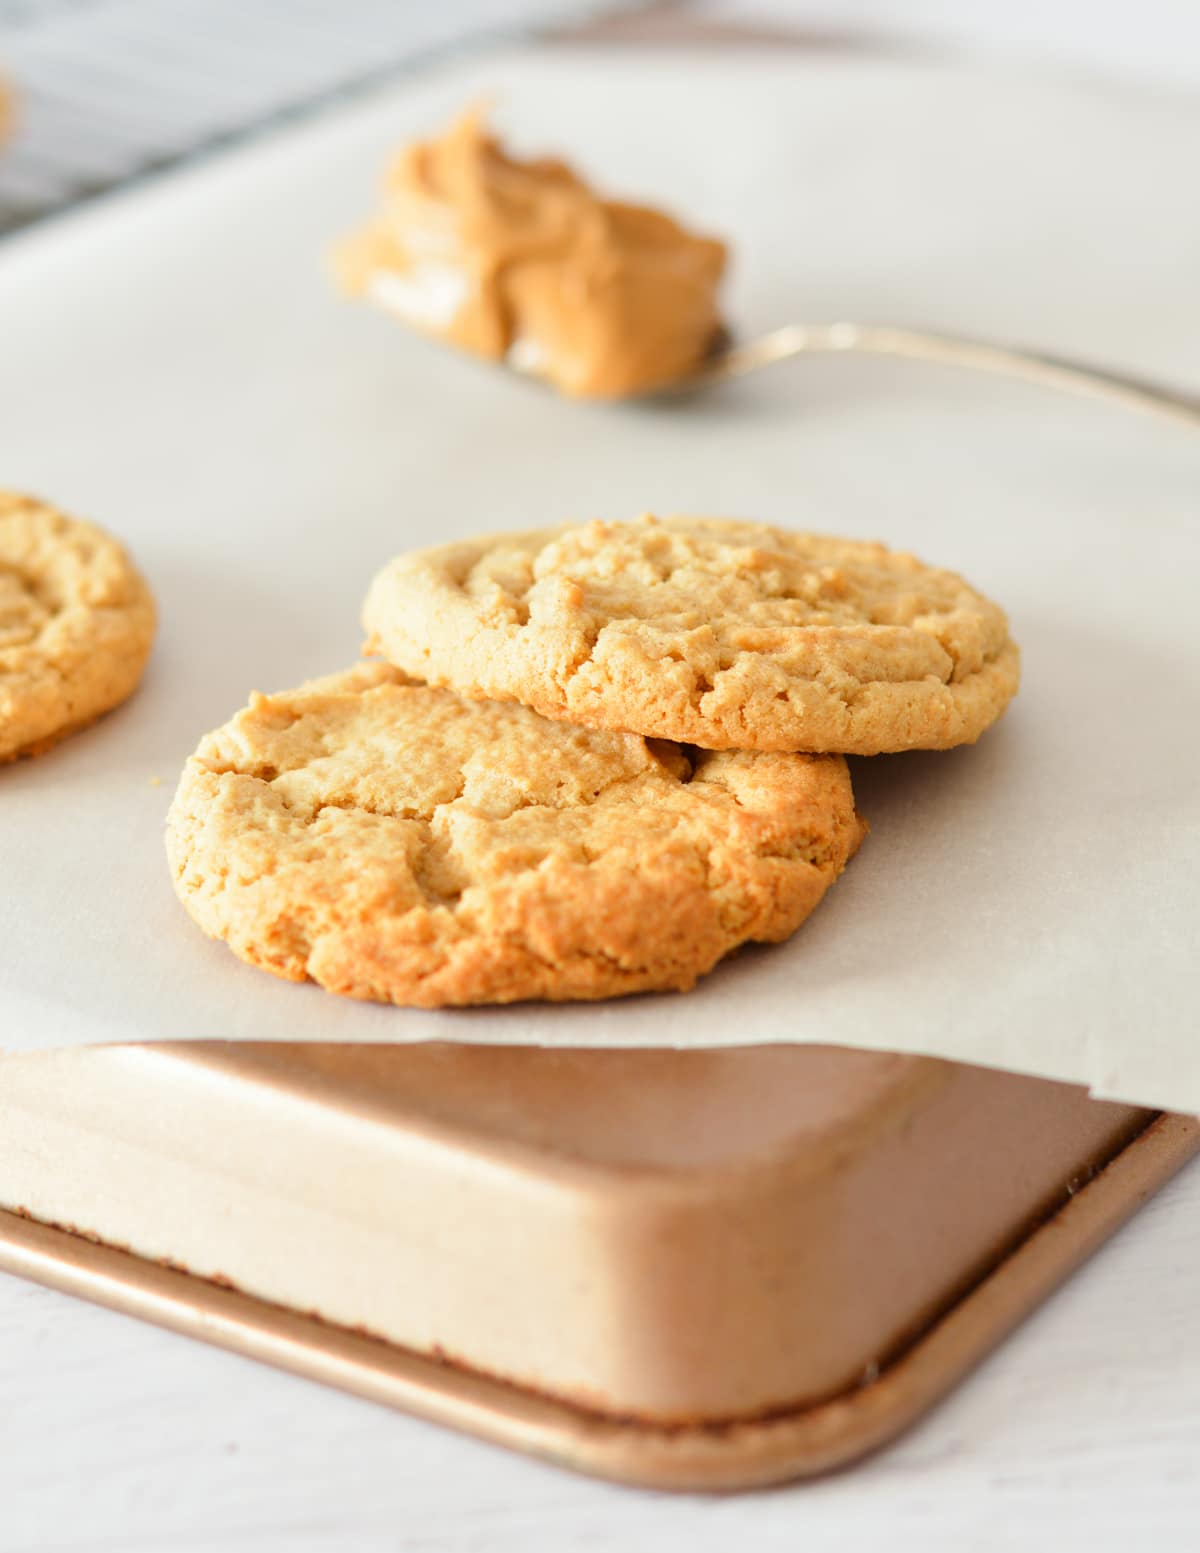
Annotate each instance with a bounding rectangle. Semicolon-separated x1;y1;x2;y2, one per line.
2;0;1198;238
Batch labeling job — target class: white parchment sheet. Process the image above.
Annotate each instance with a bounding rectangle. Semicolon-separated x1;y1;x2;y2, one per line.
0;48;1197;1110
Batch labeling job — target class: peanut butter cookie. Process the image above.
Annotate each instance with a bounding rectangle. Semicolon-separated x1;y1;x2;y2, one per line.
1;491;156;762
363;515;1019;754
166;663;864;1007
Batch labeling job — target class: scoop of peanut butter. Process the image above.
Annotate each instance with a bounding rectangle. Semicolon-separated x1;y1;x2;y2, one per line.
335;109;728;400
0;76;14;150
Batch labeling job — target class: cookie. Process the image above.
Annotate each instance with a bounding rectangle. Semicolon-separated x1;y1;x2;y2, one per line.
1;491;156;762
334;108;727;400
166;663;864;1007
363;515;1019;755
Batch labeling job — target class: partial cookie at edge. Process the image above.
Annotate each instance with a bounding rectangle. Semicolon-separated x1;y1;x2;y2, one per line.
1;491;156;762
165;662;866;1008
362;515;1020;755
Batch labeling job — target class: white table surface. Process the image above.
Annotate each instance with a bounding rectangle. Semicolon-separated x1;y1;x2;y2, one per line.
3;35;1200;1551
3;1155;1198;1552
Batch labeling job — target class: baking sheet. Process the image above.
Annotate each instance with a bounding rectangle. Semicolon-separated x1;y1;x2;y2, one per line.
0;0;613;234
0;47;1197;1110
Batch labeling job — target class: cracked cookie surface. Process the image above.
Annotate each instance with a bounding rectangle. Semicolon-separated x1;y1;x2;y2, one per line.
363;515;1020;754
1;490;156;762
165;662;865;1007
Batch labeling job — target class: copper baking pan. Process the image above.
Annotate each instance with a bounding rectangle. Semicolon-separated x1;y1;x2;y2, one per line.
0;1042;1195;1490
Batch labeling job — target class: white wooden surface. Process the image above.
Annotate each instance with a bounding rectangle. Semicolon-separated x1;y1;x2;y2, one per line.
2;1154;1198;1551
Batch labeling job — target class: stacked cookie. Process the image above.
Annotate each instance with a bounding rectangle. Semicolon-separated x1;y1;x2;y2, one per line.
166;516;1018;1008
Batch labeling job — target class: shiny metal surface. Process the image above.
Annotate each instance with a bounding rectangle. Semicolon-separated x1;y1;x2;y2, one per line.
1;1083;1194;1491
2;1041;1196;1487
663;321;1200;428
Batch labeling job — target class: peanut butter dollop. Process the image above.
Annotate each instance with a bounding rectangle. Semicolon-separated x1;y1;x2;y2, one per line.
0;75;14;151
335;109;728;400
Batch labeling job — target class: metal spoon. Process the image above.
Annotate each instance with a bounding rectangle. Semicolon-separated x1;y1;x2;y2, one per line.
365;267;1199;425
662;320;1200;428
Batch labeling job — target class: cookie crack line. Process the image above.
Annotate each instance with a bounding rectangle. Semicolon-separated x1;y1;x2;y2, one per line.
201;753;666;825
191;771;468;910
166;664;866;1008
362;516;1020;755
0;562;58;642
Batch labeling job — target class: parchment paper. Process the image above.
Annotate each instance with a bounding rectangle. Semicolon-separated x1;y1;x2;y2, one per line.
0;47;1197;1110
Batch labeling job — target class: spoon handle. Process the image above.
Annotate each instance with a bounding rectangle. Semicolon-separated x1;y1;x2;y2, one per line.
703;322;1200;429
